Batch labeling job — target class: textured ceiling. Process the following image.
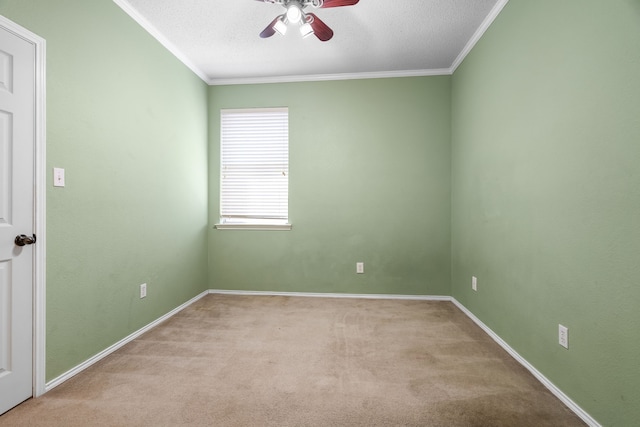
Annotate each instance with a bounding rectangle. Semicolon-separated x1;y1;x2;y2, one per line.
115;0;507;85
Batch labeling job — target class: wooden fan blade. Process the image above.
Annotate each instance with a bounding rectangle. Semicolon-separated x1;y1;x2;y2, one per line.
319;0;359;8
260;16;282;38
308;13;333;41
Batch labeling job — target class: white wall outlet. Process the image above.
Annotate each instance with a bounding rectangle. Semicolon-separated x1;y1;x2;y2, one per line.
53;167;65;187
559;324;569;349
356;262;364;274
140;283;147;299
472;276;477;291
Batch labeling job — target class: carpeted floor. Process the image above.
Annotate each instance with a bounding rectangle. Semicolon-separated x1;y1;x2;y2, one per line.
0;294;586;426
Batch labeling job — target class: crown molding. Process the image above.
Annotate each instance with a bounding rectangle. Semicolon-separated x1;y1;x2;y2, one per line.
114;0;507;86
113;0;210;82
207;68;453;86
450;0;510;73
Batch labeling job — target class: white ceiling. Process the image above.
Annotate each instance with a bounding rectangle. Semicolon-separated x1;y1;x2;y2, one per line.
114;0;508;85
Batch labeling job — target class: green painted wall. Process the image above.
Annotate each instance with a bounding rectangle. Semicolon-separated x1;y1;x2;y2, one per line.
451;1;640;425
0;0;209;380
3;0;636;424
208;78;451;296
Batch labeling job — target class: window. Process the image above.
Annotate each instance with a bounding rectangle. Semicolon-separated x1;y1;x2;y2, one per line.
217;108;290;230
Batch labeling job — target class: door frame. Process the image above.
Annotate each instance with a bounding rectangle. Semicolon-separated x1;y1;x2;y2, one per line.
0;15;46;398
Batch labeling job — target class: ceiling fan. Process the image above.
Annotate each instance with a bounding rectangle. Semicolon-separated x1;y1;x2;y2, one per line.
256;0;360;42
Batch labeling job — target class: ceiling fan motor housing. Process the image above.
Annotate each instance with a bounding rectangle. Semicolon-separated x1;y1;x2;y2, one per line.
258;0;360;42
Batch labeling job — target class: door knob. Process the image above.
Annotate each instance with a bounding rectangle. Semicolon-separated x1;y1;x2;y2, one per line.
15;234;36;246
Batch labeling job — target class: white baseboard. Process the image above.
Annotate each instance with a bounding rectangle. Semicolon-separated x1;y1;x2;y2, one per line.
44;290;210;392
212;290;600;426
44;289;443;393
41;288;599;427
450;298;601;427
209;289;451;301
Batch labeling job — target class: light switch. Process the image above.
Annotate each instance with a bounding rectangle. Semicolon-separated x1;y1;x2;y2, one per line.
53;168;65;187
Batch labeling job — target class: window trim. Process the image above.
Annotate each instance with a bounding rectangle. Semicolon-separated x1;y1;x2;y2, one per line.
216;107;290;231
214;223;292;231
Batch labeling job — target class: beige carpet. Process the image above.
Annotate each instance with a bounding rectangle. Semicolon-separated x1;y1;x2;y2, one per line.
0;294;585;426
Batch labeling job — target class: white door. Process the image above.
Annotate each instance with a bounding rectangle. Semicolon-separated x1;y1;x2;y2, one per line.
0;23;36;415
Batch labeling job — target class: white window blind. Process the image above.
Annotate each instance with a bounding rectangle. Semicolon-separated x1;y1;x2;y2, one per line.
220;108;289;225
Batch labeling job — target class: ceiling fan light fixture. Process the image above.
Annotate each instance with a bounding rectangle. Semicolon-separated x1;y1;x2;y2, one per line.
258;0;359;41
286;3;302;23
274;18;288;35
300;22;314;38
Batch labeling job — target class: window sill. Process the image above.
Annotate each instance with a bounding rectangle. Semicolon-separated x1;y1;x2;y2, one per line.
215;223;292;231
